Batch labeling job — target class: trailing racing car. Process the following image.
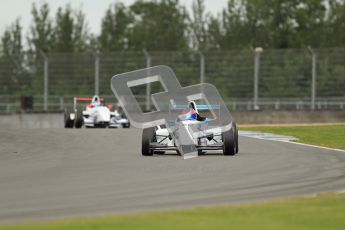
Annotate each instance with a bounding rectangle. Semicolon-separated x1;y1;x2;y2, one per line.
64;96;130;128
141;101;239;156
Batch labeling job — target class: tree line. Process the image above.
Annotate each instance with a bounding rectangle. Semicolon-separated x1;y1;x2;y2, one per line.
1;0;345;55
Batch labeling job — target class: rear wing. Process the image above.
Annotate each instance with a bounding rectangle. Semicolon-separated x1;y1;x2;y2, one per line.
73;97;105;110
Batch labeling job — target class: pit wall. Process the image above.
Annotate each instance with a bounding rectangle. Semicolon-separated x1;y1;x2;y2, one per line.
0;111;345;128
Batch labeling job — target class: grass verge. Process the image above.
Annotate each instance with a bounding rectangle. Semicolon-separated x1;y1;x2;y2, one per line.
1;194;345;230
240;124;345;150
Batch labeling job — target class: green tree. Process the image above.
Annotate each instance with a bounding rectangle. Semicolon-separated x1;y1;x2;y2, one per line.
219;0;296;49
207;17;222;50
99;2;133;51
327;0;345;47
263;0;297;48
190;0;209;51
48;5;92;96
128;0;189;51
53;5;89;52
28;2;54;53
1;19;22;56
218;0;330;49
222;0;250;49
292;0;327;48
0;19;31;95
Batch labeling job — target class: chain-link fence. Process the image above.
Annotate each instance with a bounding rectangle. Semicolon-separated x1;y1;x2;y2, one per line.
1;48;345;113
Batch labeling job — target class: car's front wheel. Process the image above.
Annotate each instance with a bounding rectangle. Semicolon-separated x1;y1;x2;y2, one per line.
233;123;239;154
222;125;237;156
64;109;74;128
142;127;156;156
74;110;83;128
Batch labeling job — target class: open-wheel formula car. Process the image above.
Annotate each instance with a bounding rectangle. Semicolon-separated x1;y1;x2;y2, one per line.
141;101;239;156
64;95;130;128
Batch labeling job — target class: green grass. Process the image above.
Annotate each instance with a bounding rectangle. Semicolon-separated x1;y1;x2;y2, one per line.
1;194;345;230
241;125;345;150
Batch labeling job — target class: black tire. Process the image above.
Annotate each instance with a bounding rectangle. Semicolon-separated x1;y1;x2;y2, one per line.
222;126;236;156
142;127;155;156
122;122;130;128
74;110;83;128
233;123;239;154
64;109;74;128
155;151;165;155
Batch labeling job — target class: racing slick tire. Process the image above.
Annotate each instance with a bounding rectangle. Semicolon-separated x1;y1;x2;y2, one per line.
142;127;156;156
122;122;130;128
233;123;239;154
198;149;205;155
64;109;74;128
155;151;165;155
222;126;236;156
74;110;84;128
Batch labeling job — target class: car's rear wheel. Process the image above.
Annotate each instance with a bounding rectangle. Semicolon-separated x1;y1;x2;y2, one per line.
222;125;236;156
142;127;156;156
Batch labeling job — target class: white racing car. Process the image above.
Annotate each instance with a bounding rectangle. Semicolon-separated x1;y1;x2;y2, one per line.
64;96;130;128
141;101;239;156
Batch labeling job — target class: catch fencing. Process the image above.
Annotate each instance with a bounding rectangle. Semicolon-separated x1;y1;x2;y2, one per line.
0;48;345;113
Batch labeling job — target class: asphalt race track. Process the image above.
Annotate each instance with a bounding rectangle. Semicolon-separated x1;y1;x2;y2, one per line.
1;128;345;222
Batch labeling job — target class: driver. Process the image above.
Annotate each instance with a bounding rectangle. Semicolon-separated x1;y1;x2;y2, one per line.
179;101;206;121
91;95;101;107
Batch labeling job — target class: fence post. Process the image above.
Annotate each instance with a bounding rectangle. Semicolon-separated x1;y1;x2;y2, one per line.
308;47;317;111
143;49;151;111
95;53;100;95
38;50;49;112
253;47;263;110
89;51;100;95
199;52;205;84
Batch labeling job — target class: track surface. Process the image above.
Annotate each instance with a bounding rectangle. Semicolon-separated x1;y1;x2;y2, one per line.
1;128;345;223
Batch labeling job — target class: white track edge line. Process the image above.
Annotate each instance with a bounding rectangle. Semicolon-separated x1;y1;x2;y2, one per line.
241;134;345;153
280;140;345;153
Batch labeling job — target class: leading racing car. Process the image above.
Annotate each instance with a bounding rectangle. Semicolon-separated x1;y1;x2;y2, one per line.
64;96;130;128
141;101;239;156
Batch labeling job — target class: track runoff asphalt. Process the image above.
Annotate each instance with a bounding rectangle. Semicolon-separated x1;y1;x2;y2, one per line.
1;128;345;223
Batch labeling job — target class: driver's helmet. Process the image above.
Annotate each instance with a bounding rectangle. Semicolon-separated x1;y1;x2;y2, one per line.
91;95;101;106
179;101;198;121
188;101;198;112
116;103;123;113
